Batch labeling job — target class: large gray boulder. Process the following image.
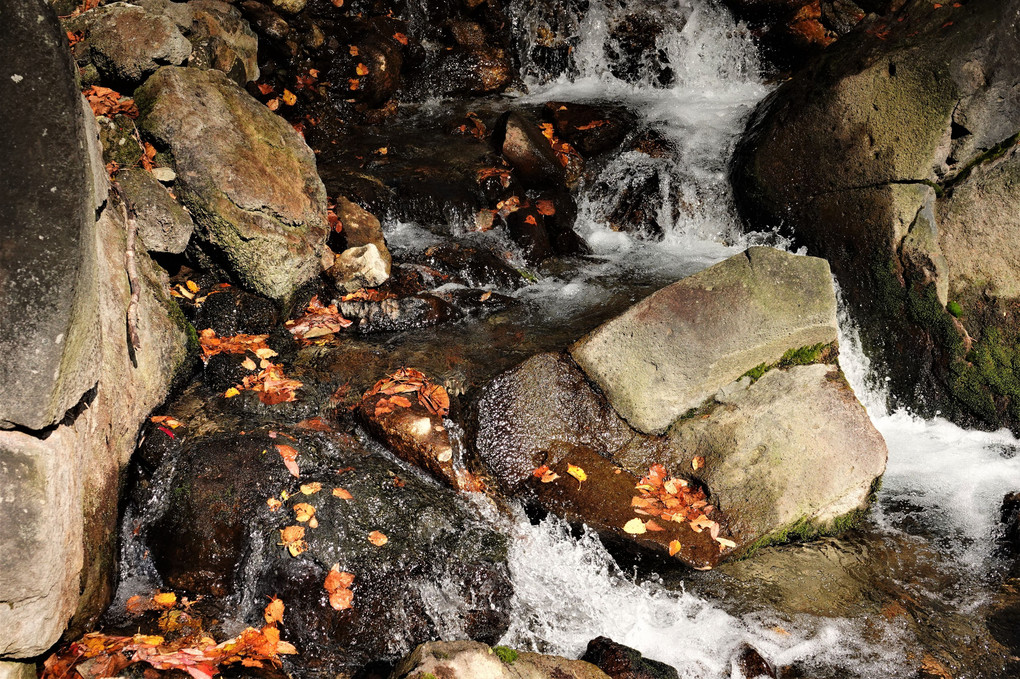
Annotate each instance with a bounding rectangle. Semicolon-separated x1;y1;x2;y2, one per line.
570;247;837;434
66;3;192;86
135;66;329;302
0;0;102;431
0;0;191;658
476;249;887;567
731;0;1020;430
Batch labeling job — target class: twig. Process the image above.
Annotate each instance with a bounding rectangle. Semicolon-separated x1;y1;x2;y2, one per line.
111;182;141;354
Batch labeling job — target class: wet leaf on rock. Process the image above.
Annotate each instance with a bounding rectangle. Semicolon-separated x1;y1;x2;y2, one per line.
367;530;388;546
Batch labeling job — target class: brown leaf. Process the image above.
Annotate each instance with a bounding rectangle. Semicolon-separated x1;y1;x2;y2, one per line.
367;530;388;546
264;597;284;625
332;487;353;500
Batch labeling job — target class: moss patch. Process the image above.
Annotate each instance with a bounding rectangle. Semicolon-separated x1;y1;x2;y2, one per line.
493;646;518;664
741;342;837;384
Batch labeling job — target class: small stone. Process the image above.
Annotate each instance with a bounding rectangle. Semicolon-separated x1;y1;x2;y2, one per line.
150;166;176;183
270;0;306;14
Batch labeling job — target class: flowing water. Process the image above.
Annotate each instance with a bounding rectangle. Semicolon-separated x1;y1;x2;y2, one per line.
110;0;1020;676
383;1;1020;676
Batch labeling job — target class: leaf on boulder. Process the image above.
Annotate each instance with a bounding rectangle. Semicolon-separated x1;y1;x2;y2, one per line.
367;530;388;546
623;518;646;535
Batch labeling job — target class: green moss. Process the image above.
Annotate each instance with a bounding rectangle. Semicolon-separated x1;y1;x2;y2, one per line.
741;475;881;559
742;363;768;382
740;342;836;385
947;301;963;317
945;131;1020;190
493;646;518;664
431;651;450;661
423;674;438;679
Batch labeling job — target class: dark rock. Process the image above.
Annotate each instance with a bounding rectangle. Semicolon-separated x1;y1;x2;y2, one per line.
137;428;513;671
0;0;101;431
116;168;195;254
339;294;463;333
435;287;519;318
735;643;776;679
546;101;637;158
239;1;292;44
1000;492;1020;560
406;46;512;99
135;66;328;302
408;242;527;291
497;111;566;190
820;0;867;35
605;11;682;88
193;286;279;336
66;3;192;86
97;115;146;168
506;206;554;265
719;0;835;72
581;636;679;679
603;166;666;241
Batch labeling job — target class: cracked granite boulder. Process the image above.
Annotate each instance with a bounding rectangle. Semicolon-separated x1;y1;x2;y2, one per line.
731;0;1020;432
135;66;328;303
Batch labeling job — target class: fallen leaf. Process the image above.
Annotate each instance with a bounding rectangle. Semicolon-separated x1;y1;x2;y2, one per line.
153;592;177;609
566;464;587;483
690;514;715;533
266;497;282;512
541;470;560;483
293;503;316;523
125;594;148;615
266;98;280;111
715;537;737;551
276;444;300;478
332;487;353;499
644;519;665;532
668;540;682;556
390;395;412;408
224;387;240;398
356;63;369;76
279;526;307;557
692;456;705;471
257;83;274;95
368;530;388;546
533;465;550;477
281;89;297;106
300;482;322;495
480;291;493;301
623;518;647;535
393;32;408;45
263;597;284;625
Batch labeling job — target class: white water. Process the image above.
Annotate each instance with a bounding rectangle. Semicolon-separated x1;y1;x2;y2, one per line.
437;1;1020;676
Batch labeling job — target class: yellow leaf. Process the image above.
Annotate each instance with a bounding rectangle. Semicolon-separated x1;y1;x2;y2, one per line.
566;464;587;483
282;89;297;106
186;280;200;293
623;518;646;535
715;537;737;550
153;592;177;609
300;482;323;495
132;634;165;647
277;641;298;654
264;597;284;624
356;63;369;76
309;516;318;529
254;347;278;359
668;540;682;556
224;387;240;398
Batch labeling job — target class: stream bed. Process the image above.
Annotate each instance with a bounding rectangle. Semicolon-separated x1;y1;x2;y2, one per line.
106;0;1020;677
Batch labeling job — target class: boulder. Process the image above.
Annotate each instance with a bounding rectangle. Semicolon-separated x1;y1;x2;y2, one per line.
132;428;512;671
328;244;391;292
731;0;1020;430
0;664;35;679
570;247;837;434
333;197;391;271
476;252;885;566
135;0;260;84
391;640;612;679
0;0;101;432
66;3;192;86
116;168;195;254
135;66;329;303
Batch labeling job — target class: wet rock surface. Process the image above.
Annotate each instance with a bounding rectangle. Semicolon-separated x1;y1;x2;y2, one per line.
391;640;612;679
129;422;513;671
581;636;679;679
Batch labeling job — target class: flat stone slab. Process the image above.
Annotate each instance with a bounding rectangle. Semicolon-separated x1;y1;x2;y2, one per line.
569;247;837;433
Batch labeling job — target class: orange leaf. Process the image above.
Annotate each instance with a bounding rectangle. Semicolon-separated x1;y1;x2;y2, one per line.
293;503;316;523
264;597;284;624
266;497;283;512
281;89;297;106
368;530;388;546
668;540;682;556
393;32;408;45
300;482;322;495
533;465;550;478
153;592;177;609
329;589;354;611
540;470;560;483
356;63;369;76
692;456;705;471
644;519;664;532
332;487;353;500
266;98;280;111
390;395;412;408
276;444;301;478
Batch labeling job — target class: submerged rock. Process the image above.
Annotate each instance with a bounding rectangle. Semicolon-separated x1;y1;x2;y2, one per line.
391;640;612;679
136;66;328;303
133;427;512;671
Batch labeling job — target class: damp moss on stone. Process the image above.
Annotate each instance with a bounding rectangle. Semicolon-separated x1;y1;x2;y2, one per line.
740;342;836;385
947;300;963;317
741;475;881;559
493;646;518;664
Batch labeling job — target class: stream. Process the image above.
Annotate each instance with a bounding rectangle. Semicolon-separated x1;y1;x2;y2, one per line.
110;0;1020;677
